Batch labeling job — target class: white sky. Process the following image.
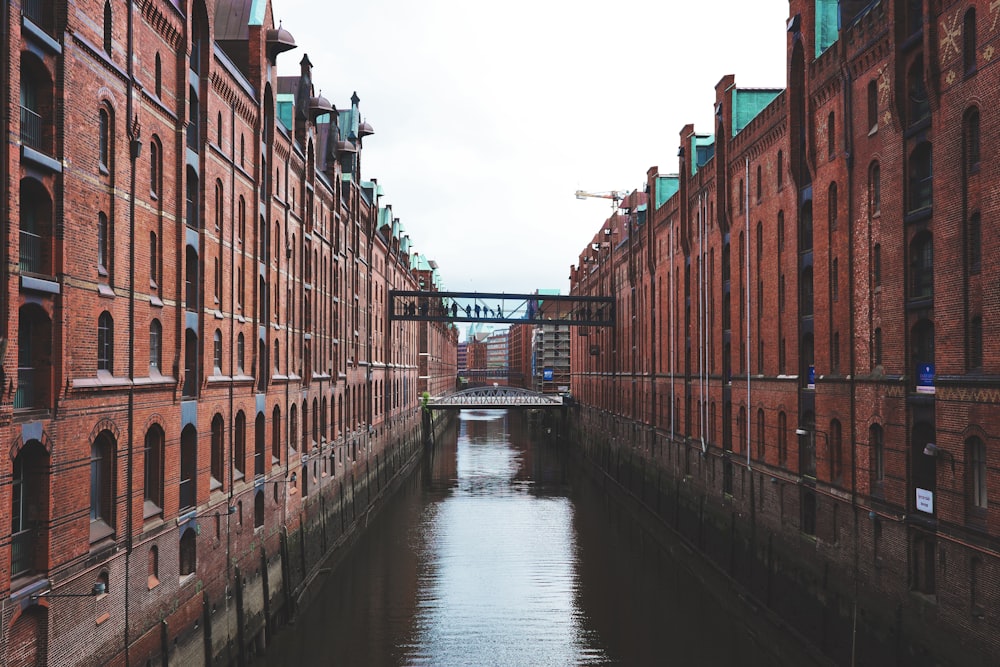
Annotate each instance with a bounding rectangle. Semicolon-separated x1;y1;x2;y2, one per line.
273;0;789;295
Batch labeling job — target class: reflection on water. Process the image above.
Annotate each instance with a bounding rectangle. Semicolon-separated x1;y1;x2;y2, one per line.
402;410;606;667
253;411;821;667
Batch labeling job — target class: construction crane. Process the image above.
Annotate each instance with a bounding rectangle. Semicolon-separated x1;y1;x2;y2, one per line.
575;189;629;204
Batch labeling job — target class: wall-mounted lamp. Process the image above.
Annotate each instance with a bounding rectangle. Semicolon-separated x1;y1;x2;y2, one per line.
32;582;106;601
922;442;955;472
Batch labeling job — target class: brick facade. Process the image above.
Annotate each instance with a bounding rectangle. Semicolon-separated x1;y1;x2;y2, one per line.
1;0;453;664
571;1;999;663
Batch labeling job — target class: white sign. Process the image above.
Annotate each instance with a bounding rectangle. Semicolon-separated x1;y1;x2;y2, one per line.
916;488;934;514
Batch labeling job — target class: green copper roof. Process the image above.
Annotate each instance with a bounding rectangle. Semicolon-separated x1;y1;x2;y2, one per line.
248;0;266;26
732;89;782;137
815;0;839;57
691;134;715;176
339;108;359;141
277;93;294;131
378;206;392;231
656;175;679;209
362;180;384;196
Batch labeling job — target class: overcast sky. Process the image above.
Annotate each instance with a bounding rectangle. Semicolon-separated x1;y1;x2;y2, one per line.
273;0;789;295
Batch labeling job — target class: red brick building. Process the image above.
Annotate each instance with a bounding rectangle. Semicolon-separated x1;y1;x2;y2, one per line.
571;1;998;663
1;0;453;664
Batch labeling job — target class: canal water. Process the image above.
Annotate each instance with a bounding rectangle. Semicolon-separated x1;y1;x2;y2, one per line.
253;410;823;666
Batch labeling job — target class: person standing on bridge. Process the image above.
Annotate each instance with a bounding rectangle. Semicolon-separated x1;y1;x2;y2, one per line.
475;304;481;318
465;305;471;318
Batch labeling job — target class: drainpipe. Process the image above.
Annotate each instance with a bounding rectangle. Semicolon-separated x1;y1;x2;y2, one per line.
840;52;860;667
227;104;236;584
124;0;139;663
745;157;751;468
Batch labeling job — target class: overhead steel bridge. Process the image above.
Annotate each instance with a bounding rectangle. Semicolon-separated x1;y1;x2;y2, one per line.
426;386;564;409
389;290;614;327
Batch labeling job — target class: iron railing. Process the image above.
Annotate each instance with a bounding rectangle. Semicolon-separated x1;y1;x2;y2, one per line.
20;105;43;151
15;367;42;409
19;228;43;274
11;528;35;576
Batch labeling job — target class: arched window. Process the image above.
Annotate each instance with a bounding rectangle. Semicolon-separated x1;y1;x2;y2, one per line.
210;414;224;490
98;212;109;274
827;111;835;158
16;305;52;410
183;328;198;398
289;403;298;453
964;8;977;74
18;179;52;276
237;332;245;374
148;546;159;588
98;312;114;373
254;490;265;529
800;267;814;317
271;405;281;463
964;107;980;172
907;56;930;125
869;162;881;215
150;319;162;373
909;232;933;300
90;432;116;541
99;106;112;173
912;319;935;391
185;246;199;311
756;408;765;460
776;151;784;188
756;164;762;202
867;79;878;132
179;425;197;510
255;412;266;476
103;1;113;56
907;143;933;212
968;437;987;509
11;440;49;575
179;528;197;577
186;167;200;228
799;201;813;252
143;425;164;518
234;411;246;480
150;136;161;197
828;182;838;231
154;53;162;98
213;329;222;374
150;231;159;287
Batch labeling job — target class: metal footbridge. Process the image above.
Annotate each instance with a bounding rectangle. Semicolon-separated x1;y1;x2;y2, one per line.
426;386;564;410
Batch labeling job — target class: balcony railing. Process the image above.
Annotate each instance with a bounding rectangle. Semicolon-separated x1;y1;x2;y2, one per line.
15;367;43;409
11;528;35;576
20;106;43;152
19;229;43;274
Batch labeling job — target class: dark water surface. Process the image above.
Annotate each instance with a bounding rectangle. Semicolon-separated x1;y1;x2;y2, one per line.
254;411;822;666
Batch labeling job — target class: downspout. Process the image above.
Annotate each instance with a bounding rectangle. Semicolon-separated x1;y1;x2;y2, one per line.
746;157;751;468
669;220;674;444
698;193;706;454
124;0;138;663
227;104;237;584
701;192;708;453
840;54;861;666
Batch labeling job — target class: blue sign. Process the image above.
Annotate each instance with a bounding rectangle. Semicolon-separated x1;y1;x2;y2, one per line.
917;363;935;394
808;365;815;389
543;368;554;381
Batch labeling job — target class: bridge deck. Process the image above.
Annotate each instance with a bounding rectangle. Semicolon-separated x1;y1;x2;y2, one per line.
426;386;564;409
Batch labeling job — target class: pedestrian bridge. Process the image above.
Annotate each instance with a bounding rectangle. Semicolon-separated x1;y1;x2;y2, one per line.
426;386;564;409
